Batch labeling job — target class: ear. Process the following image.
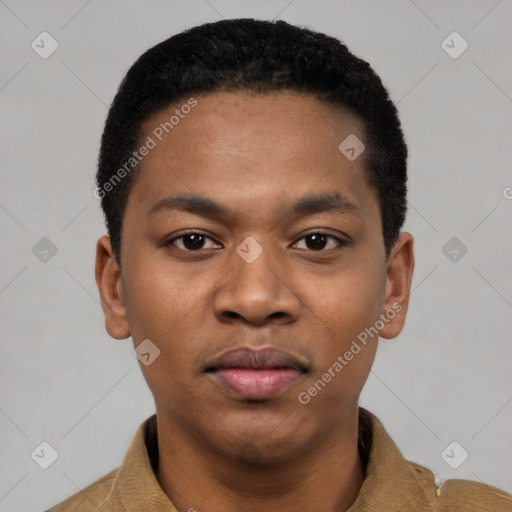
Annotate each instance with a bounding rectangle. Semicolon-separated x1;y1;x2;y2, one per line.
379;232;415;339
95;235;131;339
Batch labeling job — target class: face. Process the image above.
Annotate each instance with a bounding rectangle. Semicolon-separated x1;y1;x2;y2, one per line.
96;91;414;463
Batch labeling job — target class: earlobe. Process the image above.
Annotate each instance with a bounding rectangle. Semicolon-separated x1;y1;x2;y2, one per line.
379;232;415;340
95;235;131;340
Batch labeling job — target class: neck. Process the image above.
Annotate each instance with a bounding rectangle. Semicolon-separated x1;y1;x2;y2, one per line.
154;408;365;512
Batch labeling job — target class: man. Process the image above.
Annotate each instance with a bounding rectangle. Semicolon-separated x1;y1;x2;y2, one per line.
49;18;512;512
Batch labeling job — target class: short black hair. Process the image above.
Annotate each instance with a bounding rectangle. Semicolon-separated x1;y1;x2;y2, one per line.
96;18;407;267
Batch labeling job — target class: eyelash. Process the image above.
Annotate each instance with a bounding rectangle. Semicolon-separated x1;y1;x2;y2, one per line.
166;232;346;252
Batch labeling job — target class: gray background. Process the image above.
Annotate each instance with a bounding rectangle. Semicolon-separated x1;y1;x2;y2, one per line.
1;1;511;510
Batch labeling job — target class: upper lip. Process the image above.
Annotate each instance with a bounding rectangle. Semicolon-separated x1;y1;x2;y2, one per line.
205;347;308;372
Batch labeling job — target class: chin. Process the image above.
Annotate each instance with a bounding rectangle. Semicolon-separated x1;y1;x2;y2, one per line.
223;440;302;467
232;441;276;466
208;417;311;466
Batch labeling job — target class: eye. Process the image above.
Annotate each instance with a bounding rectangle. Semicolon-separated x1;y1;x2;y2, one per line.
292;233;345;251
167;233;221;251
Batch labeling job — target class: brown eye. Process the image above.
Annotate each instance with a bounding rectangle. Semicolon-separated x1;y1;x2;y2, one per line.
181;234;205;250
305;234;327;250
169;233;220;251
293;234;344;251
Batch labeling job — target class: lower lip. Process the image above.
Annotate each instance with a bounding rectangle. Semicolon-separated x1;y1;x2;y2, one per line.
210;368;303;400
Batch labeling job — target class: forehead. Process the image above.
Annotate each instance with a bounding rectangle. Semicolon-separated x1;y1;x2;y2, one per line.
128;91;377;222
141;90;365;158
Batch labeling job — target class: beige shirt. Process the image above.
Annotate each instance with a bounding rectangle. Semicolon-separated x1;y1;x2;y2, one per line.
47;408;512;511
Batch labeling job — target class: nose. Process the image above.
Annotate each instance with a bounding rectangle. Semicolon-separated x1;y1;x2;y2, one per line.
213;242;301;326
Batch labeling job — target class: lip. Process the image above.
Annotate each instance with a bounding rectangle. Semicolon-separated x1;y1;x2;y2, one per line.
205;347;307;400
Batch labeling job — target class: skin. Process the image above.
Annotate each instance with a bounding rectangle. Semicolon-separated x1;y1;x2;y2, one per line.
95;91;414;512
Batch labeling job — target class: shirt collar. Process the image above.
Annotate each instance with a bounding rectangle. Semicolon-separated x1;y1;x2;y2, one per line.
113;415;177;511
348;408;436;511
111;408;435;511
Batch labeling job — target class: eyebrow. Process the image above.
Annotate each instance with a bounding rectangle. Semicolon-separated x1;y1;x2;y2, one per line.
148;193;359;219
291;193;358;217
148;194;228;218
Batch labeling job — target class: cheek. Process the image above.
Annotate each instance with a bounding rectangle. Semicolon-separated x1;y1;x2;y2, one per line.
125;268;204;411
299;265;383;394
123;258;204;342
307;266;384;340
123;259;211;382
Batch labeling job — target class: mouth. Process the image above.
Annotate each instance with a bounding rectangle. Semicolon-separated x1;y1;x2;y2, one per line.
205;347;307;401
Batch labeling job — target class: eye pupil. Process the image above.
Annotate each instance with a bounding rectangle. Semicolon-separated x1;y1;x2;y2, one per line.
183;234;205;250
306;234;327;250
176;233;337;252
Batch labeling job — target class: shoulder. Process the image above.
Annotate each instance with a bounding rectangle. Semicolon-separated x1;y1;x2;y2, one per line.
45;467;120;512
408;460;512;512
437;477;512;511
